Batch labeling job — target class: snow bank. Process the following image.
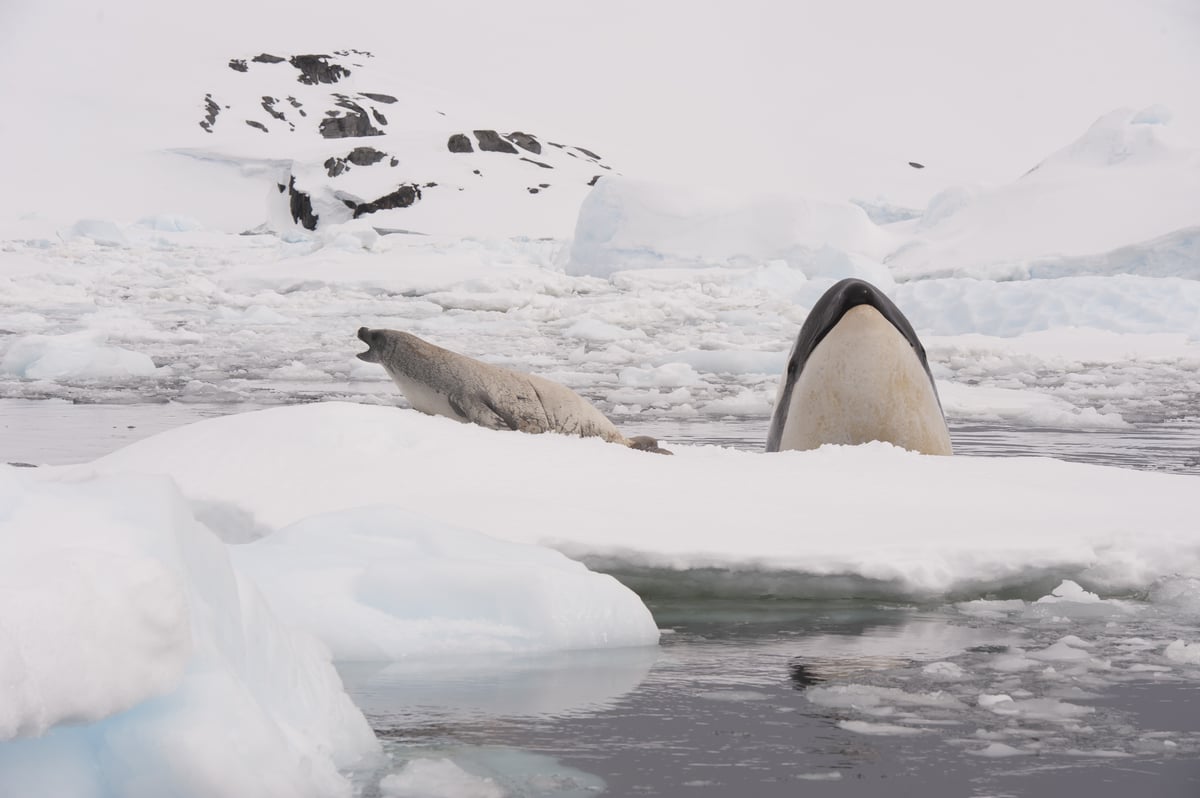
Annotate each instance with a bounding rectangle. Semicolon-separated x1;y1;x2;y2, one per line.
0;469;377;797
891;107;1200;279
1;332;159;380
231;507;659;660
566;177;892;278
81;402;1200;598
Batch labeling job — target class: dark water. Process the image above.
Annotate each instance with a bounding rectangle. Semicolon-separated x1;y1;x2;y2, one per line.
5;399;1199;475
342;601;1200;797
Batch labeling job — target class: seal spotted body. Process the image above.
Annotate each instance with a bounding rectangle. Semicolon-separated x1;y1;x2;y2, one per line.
766;278;952;455
357;327;669;453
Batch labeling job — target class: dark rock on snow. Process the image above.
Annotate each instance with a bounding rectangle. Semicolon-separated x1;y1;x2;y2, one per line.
228;58;248;72
505;131;541;154
351;185;422;218
261;96;287;122
288;176;319;230
473;130;518;154
361;92;398;104
199;94;220;132
252;53;287;64
290;54;351;86
347;147;387;166
521;157;553;169
447;134;474;153
319;99;383;138
245;120;269;132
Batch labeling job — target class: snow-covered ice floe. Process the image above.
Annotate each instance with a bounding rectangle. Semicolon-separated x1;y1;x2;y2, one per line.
0;469;379;797
0;419;661;793
78;402;1199;599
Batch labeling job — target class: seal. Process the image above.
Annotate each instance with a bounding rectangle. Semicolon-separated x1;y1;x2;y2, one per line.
356;327;670;453
766;278;952;455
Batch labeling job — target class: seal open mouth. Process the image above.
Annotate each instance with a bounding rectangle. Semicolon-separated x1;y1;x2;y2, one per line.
356;327;379;363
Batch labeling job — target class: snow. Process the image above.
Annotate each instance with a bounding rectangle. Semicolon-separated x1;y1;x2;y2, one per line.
1;332;160;380
379;759;504;798
76;402;1200;598
0;469;378;797
231;506;659;660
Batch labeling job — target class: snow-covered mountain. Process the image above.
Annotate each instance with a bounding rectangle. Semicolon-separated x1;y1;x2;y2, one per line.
180;50;616;236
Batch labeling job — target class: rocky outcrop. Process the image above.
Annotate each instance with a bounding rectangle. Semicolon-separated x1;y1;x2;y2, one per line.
290;54;351;85
473;130;518;154
288;177;318;230
200;94;220;133
324;147;390;177
447;134;473;153
319;98;384;138
350;184;422;218
506;131;541;154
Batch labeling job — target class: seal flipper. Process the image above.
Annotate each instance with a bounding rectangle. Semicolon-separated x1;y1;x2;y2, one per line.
626;435;673;455
447;393;516;430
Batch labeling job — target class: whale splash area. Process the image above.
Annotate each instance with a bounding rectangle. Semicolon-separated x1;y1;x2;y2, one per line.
3;0;1200;794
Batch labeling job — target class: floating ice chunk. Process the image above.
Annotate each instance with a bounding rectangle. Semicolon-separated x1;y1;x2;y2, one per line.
653;348;785;376
618;362;701;388
0;332;158;380
212;305;295;325
269;360;333;381
0;471;377;796
1029;638;1095;662
1037;580;1102;603
380;759;504;798
807;684;964;714
838;720;929;736
1063;748;1132;758
564;318;648;342
977;693;1015;710
67;218;128;247
1163;640;1200;665
922;661;967;680
797;772;843;781
967;742;1029;758
230;506;660;660
701;387;773;416
985;650;1039;673
955;599;1027;619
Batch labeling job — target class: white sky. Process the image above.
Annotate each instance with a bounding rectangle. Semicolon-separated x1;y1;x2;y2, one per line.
2;0;1197;217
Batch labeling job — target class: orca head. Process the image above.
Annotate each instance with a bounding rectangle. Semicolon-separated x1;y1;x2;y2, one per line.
766;278;940;452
